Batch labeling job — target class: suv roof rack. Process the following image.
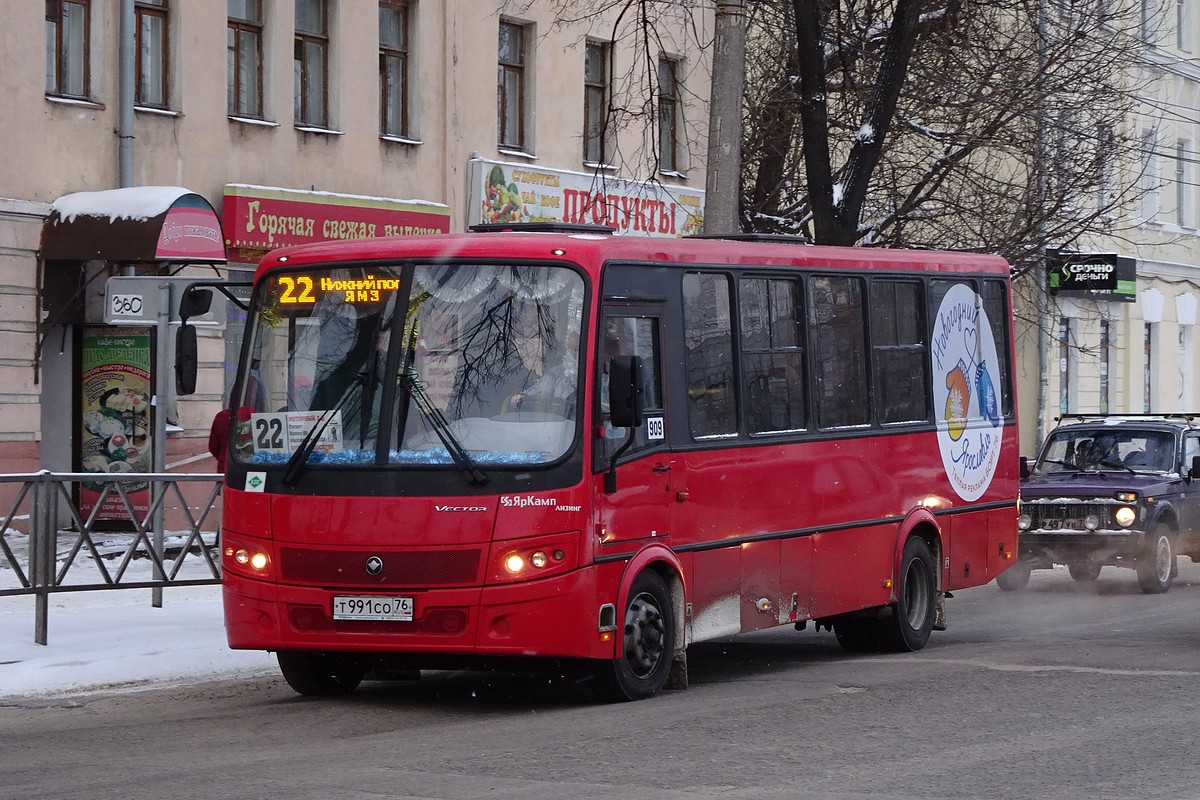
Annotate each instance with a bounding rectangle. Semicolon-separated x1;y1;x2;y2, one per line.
1056;412;1200;423
468;222;616;235
684;232;812;245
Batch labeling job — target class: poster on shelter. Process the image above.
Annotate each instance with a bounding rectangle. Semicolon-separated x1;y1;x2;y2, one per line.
79;327;153;525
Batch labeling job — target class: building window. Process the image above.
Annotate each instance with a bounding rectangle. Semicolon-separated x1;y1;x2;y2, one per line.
46;0;90;99
1178;0;1191;51
1185;326;1195;412
228;0;263;117
1059;317;1071;414
135;0;168;108
379;1;410;138
1141;129;1160;221
1145;323;1155;412
294;0;329;127
498;20;527;150
657;57;680;173
1099;318;1111;414
583;41;610;164
1176;139;1193;226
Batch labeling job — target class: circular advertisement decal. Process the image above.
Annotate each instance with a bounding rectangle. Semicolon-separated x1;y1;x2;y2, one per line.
931;283;1003;501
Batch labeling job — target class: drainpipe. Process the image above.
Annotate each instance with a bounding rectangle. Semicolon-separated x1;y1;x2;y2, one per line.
118;0;135;188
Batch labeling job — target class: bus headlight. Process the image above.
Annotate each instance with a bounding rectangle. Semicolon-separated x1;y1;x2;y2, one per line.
1114;506;1137;528
1017;514;1032;531
222;534;273;579
489;532;577;584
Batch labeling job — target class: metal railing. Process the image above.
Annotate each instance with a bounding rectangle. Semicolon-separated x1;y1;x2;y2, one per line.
0;471;222;644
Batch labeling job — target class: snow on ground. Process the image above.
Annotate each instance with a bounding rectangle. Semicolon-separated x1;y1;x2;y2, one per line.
0;583;277;699
0;530;276;699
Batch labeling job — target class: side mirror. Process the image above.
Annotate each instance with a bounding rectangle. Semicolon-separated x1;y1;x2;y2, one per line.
608;355;645;429
175;324;198;395
178;286;213;322
1019;455;1030;480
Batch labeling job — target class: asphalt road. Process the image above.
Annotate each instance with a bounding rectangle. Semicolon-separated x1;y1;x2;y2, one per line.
3;562;1200;800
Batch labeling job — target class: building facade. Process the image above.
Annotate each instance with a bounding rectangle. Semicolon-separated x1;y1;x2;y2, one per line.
1014;2;1200;455
0;0;712;475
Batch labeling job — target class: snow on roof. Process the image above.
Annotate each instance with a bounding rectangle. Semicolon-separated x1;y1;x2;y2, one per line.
51;186;194;223
225;183;449;209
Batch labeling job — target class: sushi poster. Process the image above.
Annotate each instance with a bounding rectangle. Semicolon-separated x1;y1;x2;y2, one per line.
79;326;153;524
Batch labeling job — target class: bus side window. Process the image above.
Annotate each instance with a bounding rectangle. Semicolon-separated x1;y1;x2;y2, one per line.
982;279;1013;416
682;272;738;438
871;279;929;424
598;315;663;461
809;275;869;428
739;276;806;434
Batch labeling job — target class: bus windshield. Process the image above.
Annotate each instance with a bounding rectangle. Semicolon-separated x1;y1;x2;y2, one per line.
234;262;585;469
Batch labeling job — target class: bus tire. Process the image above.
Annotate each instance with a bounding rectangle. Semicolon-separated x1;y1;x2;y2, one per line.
594;570;675;701
277;651;365;696
1137;524;1177;594
878;536;936;652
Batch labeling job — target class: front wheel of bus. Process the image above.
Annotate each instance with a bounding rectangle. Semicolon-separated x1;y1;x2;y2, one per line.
595;570;676;702
878;536;936;652
277;651;365;696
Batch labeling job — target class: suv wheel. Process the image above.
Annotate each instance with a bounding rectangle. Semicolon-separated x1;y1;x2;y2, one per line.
1068;561;1103;582
1136;524;1177;594
996;560;1031;591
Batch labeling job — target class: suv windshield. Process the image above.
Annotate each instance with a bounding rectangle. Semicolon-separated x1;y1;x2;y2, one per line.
233;262;585;469
1036;427;1177;474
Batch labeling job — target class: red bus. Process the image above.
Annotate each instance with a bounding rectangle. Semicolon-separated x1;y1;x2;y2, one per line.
190;226;1019;700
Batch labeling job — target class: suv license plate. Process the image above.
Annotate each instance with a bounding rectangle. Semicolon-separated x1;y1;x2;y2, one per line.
332;595;414;621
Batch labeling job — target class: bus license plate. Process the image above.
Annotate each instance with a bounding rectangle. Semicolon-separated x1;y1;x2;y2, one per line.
332;595;414;621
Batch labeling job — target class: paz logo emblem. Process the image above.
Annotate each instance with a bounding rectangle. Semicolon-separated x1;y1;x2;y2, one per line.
365;556;384;576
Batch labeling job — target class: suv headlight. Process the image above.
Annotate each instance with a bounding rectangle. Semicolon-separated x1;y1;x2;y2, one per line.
1114;506;1137;528
1017;513;1031;531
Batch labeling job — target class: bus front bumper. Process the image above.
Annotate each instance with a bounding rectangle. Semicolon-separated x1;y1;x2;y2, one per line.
223;568;610;661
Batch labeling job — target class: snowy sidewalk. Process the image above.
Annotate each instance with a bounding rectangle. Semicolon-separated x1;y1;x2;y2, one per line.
0;583;276;698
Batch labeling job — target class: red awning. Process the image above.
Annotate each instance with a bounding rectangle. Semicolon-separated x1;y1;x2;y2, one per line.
41;187;226;263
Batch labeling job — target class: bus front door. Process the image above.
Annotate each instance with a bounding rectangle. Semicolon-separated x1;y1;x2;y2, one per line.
594;311;673;547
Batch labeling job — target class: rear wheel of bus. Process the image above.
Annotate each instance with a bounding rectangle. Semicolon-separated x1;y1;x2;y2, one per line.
594;569;676;701
833;536;936;653
277;651;366;696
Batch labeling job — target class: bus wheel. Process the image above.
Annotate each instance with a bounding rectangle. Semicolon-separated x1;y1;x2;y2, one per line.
878;537;936;652
595;570;676;701
277;651;365;696
1137;524;1177;594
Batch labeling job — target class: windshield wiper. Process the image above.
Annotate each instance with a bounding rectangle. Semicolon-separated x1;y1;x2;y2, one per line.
281;373;367;486
398;368;489;485
1095;458;1134;473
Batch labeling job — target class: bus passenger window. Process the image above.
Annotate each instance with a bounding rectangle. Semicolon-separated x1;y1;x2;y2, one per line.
982;280;1013;416
683;272;737;438
740;277;805;434
809;275;869;428
870;279;929;424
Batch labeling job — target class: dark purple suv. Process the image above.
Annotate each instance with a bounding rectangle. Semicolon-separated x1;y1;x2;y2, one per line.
1007;415;1200;593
